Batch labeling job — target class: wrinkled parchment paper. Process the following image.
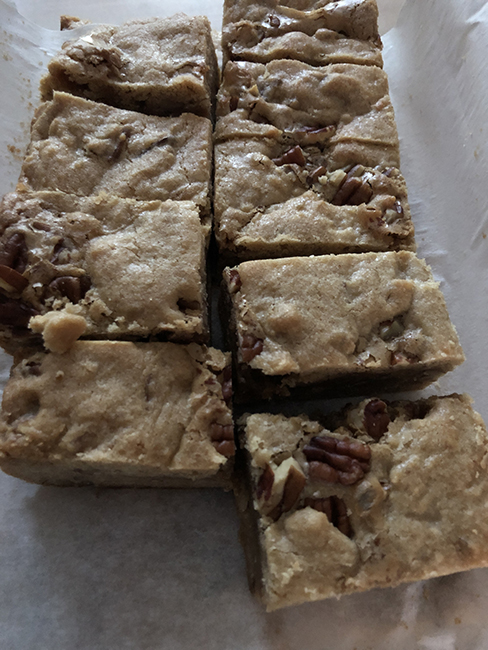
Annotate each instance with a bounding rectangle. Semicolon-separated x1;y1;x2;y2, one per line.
1;0;487;648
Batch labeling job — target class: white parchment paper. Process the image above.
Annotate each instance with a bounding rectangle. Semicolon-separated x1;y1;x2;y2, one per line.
0;0;487;648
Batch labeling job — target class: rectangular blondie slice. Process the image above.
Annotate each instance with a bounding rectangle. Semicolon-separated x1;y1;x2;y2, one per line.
18;93;213;218
215;137;414;261
222;252;464;401
0;341;234;487
236;395;488;610
216;60;400;169
0;192;209;352
40;14;219;119
222;0;383;68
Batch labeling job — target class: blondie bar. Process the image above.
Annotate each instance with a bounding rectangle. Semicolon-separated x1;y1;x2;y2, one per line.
0;192;208;352
222;0;383;68
0;341;234;487
222;252;464;400
40;15;219;119
236;395;488;610
19;93;213;217
214;138;414;260
216;60;400;169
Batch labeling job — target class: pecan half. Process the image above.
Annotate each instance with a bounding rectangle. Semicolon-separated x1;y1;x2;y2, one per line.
0;232;28;273
257;458;306;520
272;145;306;167
210;422;235;458
363;399;390;441
304;496;353;538
0;265;28;293
240;333;264;363
48;275;91;304
332;166;373;206
303;435;371;485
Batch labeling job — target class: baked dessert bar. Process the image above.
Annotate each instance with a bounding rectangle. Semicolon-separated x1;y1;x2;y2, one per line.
222;0;383;68
0;192;209;352
18;92;213;218
214;138;414;261
0;341;234;487
237;394;488;610
216;60;400;169
40;15;219;120
222;251;464;400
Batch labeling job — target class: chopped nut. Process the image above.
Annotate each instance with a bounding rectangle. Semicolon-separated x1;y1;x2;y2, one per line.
258;458;306;519
303;435;371;485
220;365;233;404
390;350;421;366
240;333;264;363
332;166;374;206
0;265;28;293
210;422;235;458
363;399;390;441
378;318;404;340
304;496;353;538
0;232;28;273
272;145;306;167
256;464;274;501
294;125;336;145
48;275;91;304
229;96;239;112
227;269;242;293
307;165;327;185
267;14;280;27
108;127;132;162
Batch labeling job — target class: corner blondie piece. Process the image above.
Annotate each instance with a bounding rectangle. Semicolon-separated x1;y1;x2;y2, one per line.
215;138;414;261
40;15;219;119
222;0;383;68
222;252;464;401
19;93;212;218
0;341;234;487
0;192;208;352
216;61;400;169
237;395;488;610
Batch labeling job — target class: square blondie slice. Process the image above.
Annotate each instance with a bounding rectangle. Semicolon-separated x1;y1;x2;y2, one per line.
18;93;213;219
222;0;383;68
216;60;400;170
236;395;488;610
0;192;208;352
40;15;219;119
222;252;464;401
0;341;234;488
215;136;414;261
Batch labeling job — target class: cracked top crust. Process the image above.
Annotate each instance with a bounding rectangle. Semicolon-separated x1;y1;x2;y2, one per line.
222;0;382;67
0;192;208;348
239;394;488;610
0;342;233;478
19;93;212;214
216;60;399;168
224;252;464;380
41;14;219;119
214;137;414;258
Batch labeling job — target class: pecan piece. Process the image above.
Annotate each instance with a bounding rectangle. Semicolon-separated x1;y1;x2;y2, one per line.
229;96;239;112
256;464;274;501
272;145;306;167
48;275;91;304
295;125;336;145
363;399;390;441
378;318;404;341
267;14;280;27
210;422;235;458
304;496;353;538
332;166;373;206
0;265;28;293
0;296;38;328
390;351;420;366
220;365;233;404
240;333;264;363
227;269;242;293
304;435;371;485
258;458;306;520
108;127;132;162
0;232;28;273
307;165;327;185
